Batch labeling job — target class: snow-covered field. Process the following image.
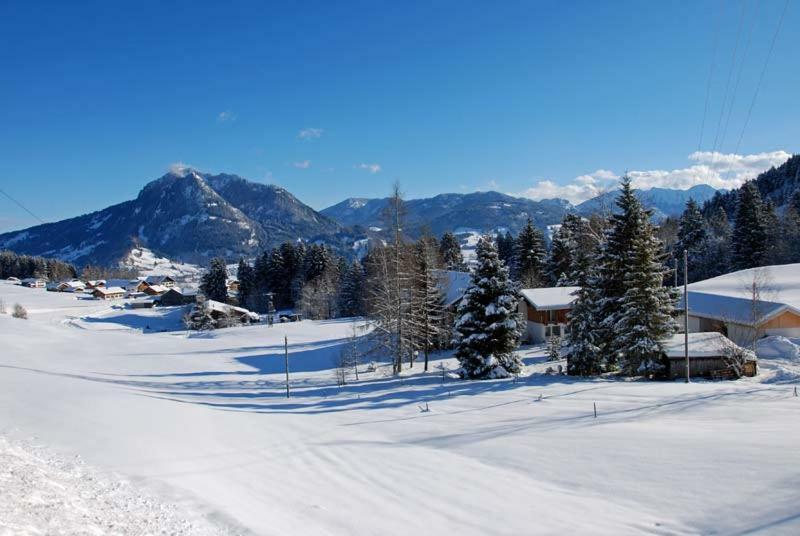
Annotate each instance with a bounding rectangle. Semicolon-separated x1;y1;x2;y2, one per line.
2;280;800;535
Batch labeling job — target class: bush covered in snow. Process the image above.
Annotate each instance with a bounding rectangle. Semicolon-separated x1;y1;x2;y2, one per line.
12;303;27;319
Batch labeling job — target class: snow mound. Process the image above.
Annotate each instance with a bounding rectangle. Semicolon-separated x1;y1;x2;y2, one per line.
0;435;230;535
756;336;800;360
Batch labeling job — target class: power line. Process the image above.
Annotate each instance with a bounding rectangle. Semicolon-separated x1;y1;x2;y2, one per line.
0;187;46;224
735;0;790;154
711;0;747;156
698;0;724;152
718;0;761;152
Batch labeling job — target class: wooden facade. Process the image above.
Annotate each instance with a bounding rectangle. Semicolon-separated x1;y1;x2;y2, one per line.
524;303;569;324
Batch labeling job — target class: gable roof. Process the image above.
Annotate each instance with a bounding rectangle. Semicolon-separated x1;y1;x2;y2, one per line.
661;331;753;359
94;286;126;295
680;263;800;326
520;287;580;310
144;275;175;284
433;269;472;307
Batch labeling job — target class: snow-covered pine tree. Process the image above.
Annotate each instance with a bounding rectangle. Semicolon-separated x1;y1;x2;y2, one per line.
592;177;644;369
439;231;464;270
731;182;768;270
565;279;603;375
513;217;547;288
236;258;257;311
408;238;446;371
201;257;229;303
546;218;575;285
614;218;677;376
674;198;708;282
704;206;732;278
453;235;523;379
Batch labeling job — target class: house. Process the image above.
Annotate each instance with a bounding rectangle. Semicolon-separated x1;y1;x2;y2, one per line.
661;332;757;380
6;276;20;283
433;269;472;309
141;284;169;296
202;299;259;324
21;277;46;288
226;279;240;294
518;286;580;343
144;275;176;288
56;280;86;293
158;288;198;306
92;286;126;300
677;264;800;347
85;280;106;289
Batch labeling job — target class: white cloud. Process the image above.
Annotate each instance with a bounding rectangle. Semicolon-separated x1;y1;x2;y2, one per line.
514;151;791;204
293;160;311;169
168;162;192;177
357;163;381;174
217;110;236;122
298;127;323;140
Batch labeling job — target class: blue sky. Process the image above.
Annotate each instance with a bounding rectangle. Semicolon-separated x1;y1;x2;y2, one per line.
0;0;797;233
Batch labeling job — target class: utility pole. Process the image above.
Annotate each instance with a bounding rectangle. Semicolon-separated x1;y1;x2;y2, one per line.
284;335;290;398
684;249;690;384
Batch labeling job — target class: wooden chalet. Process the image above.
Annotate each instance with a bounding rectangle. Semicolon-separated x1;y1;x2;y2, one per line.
518;287;579;343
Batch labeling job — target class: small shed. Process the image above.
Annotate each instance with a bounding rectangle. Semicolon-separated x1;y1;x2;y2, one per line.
661;332;757;380
6;276;21;283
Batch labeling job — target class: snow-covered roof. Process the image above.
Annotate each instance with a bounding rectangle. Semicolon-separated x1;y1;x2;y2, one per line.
433;269;472;306
679;264;800;326
520;286;580;310
661;332;752;360
94;286;126;295
677;291;793;326
144;275;175;284
22;277;45;283
145;284;169;294
105;279;138;289
203;299;259;320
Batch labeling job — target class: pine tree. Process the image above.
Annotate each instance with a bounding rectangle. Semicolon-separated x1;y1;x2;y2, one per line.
338;260;366;317
408;238;446;371
592;177;660;371
546;219;575;285
236;258;257;311
201;257;229;303
453;235;522;379
513;217;547;288
439;232;464;270
731;182;768;270
614;221;677;376
496;231;516;267
674;198;708;282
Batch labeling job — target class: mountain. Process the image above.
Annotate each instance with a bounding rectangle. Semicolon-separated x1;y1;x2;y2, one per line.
703;154;800;217
322;191;573;237
0;169;340;266
576;184;720;221
322;186;719;236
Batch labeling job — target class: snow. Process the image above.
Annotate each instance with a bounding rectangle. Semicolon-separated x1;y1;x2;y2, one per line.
433;269;471;306
520;286;580;310
0;435;229;535
1;280;800;534
689;263;800;310
661;331;737;358
120;247;203;286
